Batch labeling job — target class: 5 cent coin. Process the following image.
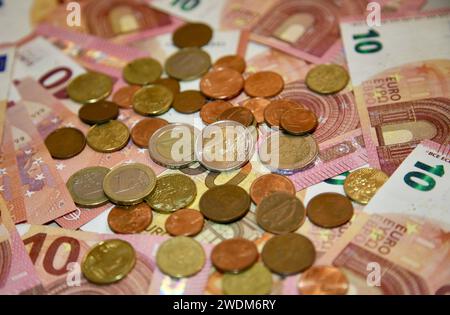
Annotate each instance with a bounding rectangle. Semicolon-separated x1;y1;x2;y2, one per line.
306;192;354;228
211;238;259;273
45;127;86;159
244;71;284;98
280;107;318;135
172;90;206;114
200;100;234;125
250;173;296;205
200;68;244;100
165;209;204;237
131;117;168;148
107;202;153;234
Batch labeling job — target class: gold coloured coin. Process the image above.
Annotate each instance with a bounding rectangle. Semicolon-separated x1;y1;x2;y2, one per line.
145;173;196;213
123;58;162;85
305;64;349;94
67;72;113;104
132;85;173;116
82;239;136;284
86;120;130;153
165;48;211;81
156;236;205;278
343;167;389;205
222;263;272;295
66;166;110;208
103;163;156;206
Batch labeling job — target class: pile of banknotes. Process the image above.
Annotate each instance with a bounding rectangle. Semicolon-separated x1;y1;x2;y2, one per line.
0;0;449;295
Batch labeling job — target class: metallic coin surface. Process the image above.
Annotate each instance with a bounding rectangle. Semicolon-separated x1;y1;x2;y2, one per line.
200;100;234;125
280;107;318;135
145;174;196;213
199;185;251;223
82;239;136;284
305;64;349;94
213;55;246;73
165;209;204;237
344;168;389;205
132;85;173;116
86;120;130;153
78;100;119;125
131;117;169;148
66;166;110;208
172;22;213;48
45;127;86;159
112;85;141;109
242;97;271;124
298;266;349;295
196;120;255;172
222;263;272;295
211;238;258;273
107;202;153;234
306;193;354;228
250;174;296;205
264;99;303;128
67;72;113;104
148;123;198;168
262;233;315;275
259;132;319;174
172;90;206;114
156;236;205;278
154;77;180;96
256;192;306;234
123;57;162;85
103;163;156;206
165;48;211;81
217;106;254;127
200;68;244;99
244;71;284;98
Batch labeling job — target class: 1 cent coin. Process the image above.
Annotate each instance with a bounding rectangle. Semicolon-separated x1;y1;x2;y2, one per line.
123;57;162;85
45;127;86;159
222;263;272;295
173;22;213;48
86;120;130;153
306;192;354;228
131;118;168;148
112;85;141;109
217;106;254;127
262;233;315;275
154;77;180;96
200;100;234;125
82;239;136;284
78;100;119;125
199;185;250;223
298;266;349;295
344;168;389;205
250;174;296;205
200;68;244;100
67;72;113;104
263;99;303;128
211;238;258;273
132;85;173;116
242;97;271;124
213;55;246;73
244;71;284;98
280;107;318;135
305;64;349;94
66;166;110;208
172;90;206;114
103;163;156;206
165;48;211;81
107;202;153;234
165;209;204;237
256;192;306;234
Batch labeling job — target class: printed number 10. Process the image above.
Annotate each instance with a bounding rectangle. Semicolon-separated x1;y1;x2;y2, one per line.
353;29;382;54
171;0;200;11
404;161;445;191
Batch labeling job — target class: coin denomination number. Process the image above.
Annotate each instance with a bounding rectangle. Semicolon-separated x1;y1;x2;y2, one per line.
404;161;444;191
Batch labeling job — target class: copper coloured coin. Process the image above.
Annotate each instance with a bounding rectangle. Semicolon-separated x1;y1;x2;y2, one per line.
250;174;296;205
217;106;254;127
298;266;349;295
199;185;251;223
45;127;86;159
264;99;303;128
112;85;141;109
200;68;244;100
242;97;271;124
131;118;169;148
280;107;318;135
165;209;204;237
306;193;354;228
200;100;234;125
107;202;153;234
154;77;180;96
173;90;206;114
262;233;315;275
78;100;119;125
213;55;246;73
211;238;259;273
256;192;306;234
244;71;284;98
173;22;213;48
